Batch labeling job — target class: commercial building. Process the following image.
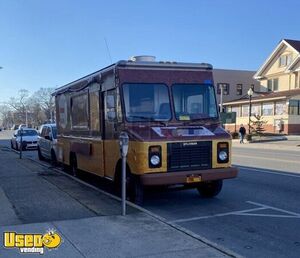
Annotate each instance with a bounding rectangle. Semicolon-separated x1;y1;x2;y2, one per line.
223;39;300;134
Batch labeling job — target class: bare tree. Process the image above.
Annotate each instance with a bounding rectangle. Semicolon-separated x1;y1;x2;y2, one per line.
0;105;14;128
7;89;30;125
32;88;55;122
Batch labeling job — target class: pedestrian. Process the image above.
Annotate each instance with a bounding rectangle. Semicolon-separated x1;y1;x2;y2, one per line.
239;124;246;144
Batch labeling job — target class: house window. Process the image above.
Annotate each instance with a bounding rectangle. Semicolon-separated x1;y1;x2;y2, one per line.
262;102;274;116
289;100;300;115
267;78;279;91
217;83;230;95
279;54;292;67
236;84;243;95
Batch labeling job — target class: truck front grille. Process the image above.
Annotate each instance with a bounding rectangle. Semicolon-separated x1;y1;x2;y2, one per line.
167;141;212;171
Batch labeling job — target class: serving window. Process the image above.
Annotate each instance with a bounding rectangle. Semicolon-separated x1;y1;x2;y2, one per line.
71;92;89;129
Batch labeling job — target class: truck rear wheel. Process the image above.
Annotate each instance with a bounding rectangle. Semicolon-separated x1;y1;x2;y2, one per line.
51;150;57;166
197;180;223;198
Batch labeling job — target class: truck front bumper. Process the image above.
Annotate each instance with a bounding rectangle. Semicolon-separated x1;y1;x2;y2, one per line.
140;167;238;186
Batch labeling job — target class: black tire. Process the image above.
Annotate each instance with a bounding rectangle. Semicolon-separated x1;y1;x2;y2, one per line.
70;154;78;177
51;150;57;166
197;180;223;198
62;164;70;173
129;175;144;206
114;166;144;205
38;147;45;161
16;142;19;151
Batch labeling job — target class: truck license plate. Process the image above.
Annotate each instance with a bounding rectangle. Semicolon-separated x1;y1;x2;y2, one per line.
186;175;202;183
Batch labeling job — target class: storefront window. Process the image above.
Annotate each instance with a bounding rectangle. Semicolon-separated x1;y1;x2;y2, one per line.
275;101;287;115
251;104;261;116
289;100;300;115
262;102;274;116
242;105;249;117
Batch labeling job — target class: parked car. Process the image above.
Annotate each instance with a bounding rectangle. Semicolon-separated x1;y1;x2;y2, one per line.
18;124;27;130
10;128;38;150
37;124;58;164
11;124;19;130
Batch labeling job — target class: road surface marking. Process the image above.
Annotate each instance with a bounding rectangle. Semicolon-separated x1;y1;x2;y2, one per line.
246;201;300;217
237;166;300;178
170;201;300;223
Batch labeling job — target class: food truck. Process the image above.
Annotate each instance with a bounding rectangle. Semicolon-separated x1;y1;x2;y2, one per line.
53;56;238;204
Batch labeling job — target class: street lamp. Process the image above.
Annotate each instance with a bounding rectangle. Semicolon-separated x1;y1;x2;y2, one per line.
247;88;254;135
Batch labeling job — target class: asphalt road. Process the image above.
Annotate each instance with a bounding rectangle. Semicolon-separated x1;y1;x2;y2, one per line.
1;129;300;257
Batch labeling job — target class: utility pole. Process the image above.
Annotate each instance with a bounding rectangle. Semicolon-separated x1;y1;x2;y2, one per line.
25;109;28;127
220;85;224;113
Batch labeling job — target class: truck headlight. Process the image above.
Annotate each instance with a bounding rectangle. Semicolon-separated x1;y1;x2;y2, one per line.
148;146;162;168
218;151;228;161
217;142;229;163
150;155;160;166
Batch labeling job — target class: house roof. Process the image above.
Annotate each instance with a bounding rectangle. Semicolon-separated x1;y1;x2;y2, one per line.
284;39;300;53
254;39;300;79
224;88;300;106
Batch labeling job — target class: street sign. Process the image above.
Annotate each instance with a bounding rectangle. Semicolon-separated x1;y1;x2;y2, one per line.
220;112;237;124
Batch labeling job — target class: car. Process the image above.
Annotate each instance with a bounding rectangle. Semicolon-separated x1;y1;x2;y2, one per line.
18;124;27;130
11;124;19;130
37;124;58;164
10;128;38;150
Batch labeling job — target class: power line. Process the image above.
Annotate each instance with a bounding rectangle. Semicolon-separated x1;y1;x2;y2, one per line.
104;38;113;64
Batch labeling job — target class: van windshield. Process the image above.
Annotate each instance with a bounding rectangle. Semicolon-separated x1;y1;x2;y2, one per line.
123;83;171;122
172;84;218;121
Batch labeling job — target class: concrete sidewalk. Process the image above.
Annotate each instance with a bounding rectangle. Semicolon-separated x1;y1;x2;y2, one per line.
233;136;300;151
0;146;235;257
0;213;230;258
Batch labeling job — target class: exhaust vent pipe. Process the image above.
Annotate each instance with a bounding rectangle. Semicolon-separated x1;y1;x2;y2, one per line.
130;55;156;62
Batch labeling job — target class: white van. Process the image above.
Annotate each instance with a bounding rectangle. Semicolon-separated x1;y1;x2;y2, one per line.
37;124;58;164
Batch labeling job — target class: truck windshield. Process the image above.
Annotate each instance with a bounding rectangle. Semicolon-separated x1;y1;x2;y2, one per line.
172;84;218;121
123;83;171;122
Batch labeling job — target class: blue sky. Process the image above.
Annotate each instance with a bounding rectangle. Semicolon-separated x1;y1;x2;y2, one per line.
0;0;299;101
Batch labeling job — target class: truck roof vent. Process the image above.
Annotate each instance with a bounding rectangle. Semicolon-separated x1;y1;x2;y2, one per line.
130;55;156;62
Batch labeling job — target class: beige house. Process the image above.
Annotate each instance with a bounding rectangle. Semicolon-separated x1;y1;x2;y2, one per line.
224;39;300;134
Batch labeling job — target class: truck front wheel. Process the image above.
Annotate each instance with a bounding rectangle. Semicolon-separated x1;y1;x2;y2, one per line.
114;167;144;205
197;180;223;198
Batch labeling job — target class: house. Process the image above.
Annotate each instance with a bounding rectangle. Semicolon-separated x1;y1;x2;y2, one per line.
213;69;261;107
223;39;300;134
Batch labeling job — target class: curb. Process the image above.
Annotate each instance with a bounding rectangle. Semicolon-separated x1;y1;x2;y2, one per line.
2;146;241;258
